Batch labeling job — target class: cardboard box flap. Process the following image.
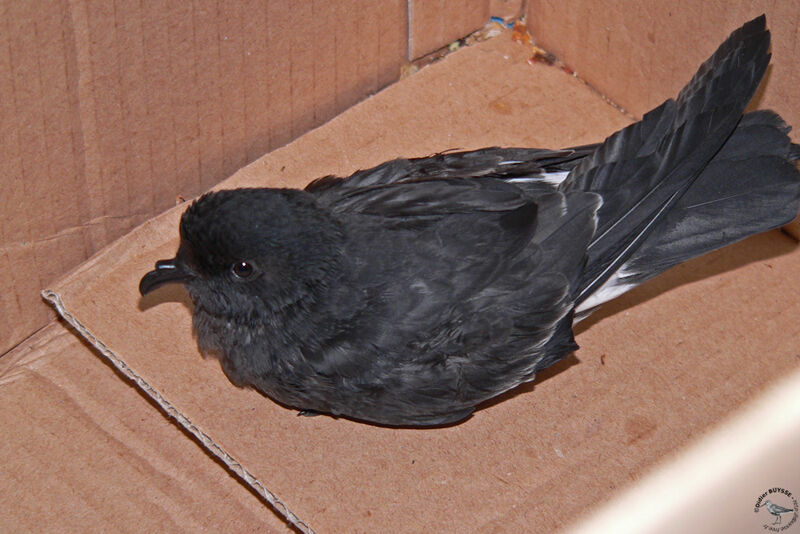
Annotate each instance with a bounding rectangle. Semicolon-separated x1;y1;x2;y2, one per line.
0;323;293;533
42;290;311;532
43;32;800;533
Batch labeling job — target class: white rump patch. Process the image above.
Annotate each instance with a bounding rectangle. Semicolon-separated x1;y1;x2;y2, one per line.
505;170;570;185
575;264;638;315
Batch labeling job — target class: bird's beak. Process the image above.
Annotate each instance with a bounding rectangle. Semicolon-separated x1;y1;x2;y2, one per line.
139;258;195;296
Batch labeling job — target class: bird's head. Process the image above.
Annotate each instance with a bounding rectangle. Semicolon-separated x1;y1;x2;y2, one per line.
139;188;344;323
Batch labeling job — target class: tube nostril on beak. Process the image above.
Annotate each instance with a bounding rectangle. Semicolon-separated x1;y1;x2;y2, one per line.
139;258;194;296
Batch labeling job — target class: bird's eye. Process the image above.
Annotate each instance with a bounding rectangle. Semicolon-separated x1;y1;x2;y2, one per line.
231;260;254;279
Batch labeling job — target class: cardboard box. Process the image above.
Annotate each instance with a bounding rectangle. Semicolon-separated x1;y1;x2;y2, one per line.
2;0;492;355
3;2;799;532
0;323;293;533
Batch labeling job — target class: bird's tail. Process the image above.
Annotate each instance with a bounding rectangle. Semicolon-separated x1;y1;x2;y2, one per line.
556;15;800;313
577;110;800;314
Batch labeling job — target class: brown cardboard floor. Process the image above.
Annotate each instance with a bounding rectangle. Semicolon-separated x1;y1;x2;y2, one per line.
0;323;293;533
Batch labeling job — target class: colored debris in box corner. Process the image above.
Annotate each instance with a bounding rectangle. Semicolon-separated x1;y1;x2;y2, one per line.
510;18;635;120
401;18;513;80
511;22;531;46
400;63;419;79
490;16;514;29
511;21;559;68
528;45;556;66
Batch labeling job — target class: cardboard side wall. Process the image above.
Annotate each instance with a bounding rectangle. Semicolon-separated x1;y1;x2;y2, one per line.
525;0;800;237
526;1;800;131
0;0;514;356
409;0;489;58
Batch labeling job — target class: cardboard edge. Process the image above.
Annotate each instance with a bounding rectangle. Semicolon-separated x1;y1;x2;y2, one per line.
784;219;800;241
41;289;315;534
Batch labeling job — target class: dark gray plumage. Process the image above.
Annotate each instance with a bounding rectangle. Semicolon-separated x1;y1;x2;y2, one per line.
140;16;800;426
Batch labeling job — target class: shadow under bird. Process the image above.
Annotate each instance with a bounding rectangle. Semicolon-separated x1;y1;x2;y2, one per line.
140;15;800;426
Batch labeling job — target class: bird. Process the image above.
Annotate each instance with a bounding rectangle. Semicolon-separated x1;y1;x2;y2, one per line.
140;15;800;426
759;500;795;525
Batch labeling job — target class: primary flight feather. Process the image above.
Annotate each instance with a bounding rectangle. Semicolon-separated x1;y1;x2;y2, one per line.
140;15;800;426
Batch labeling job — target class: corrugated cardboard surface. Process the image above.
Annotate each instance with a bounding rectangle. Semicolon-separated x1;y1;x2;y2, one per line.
0;0;410;355
38;27;800;532
526;1;800;128
0;322;292;533
409;0;489;58
489;0;524;21
0;0;526;358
